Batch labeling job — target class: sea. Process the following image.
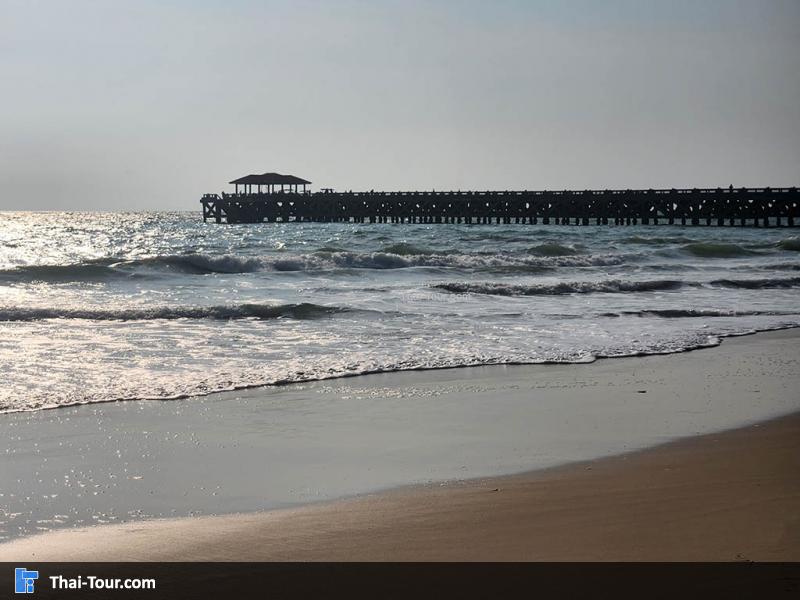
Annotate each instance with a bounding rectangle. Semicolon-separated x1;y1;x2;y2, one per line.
1;211;799;413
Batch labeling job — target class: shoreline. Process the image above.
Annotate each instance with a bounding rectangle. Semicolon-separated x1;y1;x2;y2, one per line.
4;323;799;416
1;328;799;560
3;410;798;561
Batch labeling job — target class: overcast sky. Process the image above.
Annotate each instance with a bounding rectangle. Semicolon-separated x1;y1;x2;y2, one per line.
1;0;798;210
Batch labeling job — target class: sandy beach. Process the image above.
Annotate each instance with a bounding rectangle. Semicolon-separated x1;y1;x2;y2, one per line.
3;409;798;562
2;328;799;561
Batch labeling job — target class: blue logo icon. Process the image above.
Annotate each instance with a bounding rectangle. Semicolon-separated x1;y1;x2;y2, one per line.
15;568;39;594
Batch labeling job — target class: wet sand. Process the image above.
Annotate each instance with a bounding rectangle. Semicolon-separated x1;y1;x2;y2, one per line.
3;411;799;561
2;329;798;561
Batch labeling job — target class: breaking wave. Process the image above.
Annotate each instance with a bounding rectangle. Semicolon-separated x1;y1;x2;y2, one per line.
124;254;264;274
526;243;580;256
269;251;624;272
0;303;358;322
0;251;627;282
681;242;756;258
759;263;800;271
0;263;134;283
0;254;264;282
433;279;686;296
709;276;800;289
378;243;436;255
434;276;800;296
777;238;800;252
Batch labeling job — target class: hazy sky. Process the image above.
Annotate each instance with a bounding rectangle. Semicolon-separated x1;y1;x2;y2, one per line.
1;0;798;210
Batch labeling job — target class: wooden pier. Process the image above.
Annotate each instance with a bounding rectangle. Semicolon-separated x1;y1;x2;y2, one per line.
201;177;798;227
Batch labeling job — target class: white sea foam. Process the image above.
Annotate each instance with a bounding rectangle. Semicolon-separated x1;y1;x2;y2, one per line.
1;211;799;411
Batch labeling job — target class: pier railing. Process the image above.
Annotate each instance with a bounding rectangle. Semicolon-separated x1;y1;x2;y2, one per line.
201;187;799;226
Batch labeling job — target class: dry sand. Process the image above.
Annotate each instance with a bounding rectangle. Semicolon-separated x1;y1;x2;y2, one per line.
3;405;799;562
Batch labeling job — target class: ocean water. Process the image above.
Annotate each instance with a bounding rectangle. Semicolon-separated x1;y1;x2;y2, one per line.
1;211;799;413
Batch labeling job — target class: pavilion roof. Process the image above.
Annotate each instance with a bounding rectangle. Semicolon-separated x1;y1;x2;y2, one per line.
229;173;311;185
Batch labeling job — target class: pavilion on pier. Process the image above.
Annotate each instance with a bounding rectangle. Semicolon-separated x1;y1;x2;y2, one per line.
229;172;311;194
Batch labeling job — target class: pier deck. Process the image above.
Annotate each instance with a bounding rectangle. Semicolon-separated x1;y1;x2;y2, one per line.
201;187;798;226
